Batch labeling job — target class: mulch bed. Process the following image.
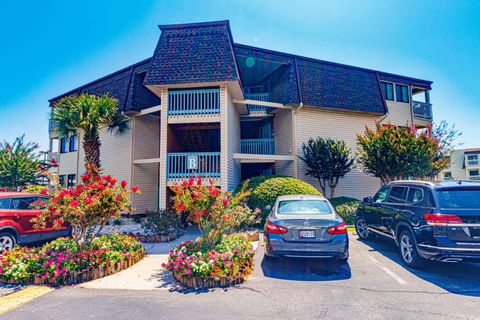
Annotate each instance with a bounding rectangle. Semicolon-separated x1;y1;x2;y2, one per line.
1;247;146;286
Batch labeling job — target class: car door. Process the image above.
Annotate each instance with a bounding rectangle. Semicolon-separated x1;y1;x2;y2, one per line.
364;186;390;228
381;186;409;235
10;196;45;242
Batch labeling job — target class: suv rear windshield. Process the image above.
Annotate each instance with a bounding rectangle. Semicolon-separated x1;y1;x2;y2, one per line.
277;200;332;215
437;189;480;209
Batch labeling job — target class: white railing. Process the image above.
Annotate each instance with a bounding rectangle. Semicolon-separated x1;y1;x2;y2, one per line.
167;152;220;180
168;88;220;116
466;159;479;166
468;176;480;181
413;101;433;120
240;138;275;155
245;93;270;114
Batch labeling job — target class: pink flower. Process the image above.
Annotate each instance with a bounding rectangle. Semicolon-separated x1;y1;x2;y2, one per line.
131;185;140;193
70;200;79;207
121;180;127;188
222;198;229;206
40;188;48;195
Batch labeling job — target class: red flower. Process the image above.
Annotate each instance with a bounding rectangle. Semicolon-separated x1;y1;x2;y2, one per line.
121;180;127;188
115;195;122;202
70;200;79;207
222;198;229;207
40;188;48;195
131;185;140;193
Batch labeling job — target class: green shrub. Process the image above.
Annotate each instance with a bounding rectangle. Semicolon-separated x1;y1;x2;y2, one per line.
245;177;321;223
330;196;361;225
234;175;286;194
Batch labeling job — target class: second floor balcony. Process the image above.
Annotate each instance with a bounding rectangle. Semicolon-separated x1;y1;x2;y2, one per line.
166;152;220;182
240;138;275;155
245;93;271;115
413;101;433;120
168;88;220;117
466;159;479;166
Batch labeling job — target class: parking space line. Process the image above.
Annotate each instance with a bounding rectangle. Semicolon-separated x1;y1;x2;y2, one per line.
350;241;407;285
0;286;54;315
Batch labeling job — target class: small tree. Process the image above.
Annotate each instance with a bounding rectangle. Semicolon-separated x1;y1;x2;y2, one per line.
356;123;450;184
299;137;354;199
0;135;40;190
172;177;259;249
33;173;140;250
52;93;129;176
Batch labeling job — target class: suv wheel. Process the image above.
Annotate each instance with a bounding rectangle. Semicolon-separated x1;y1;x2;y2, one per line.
0;231;16;252
355;217;374;240
398;230;424;268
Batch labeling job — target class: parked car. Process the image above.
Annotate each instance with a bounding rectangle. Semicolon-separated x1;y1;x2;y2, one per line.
355;180;480;268
0;192;70;252
264;195;349;261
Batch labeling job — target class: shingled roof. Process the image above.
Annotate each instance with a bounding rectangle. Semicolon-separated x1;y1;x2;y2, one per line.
144;20;239;86
49;58;160;113
50;20;432;116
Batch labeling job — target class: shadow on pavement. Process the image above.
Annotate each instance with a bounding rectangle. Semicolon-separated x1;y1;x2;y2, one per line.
356;236;480;297
261;256;351;281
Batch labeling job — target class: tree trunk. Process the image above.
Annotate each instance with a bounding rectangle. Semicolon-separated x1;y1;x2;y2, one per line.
83;135;101;175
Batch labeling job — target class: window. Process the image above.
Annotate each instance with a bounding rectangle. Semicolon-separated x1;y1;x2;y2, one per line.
60;137;68;153
387;186;408;203
395;84;409;103
469;170;479;177
59;175;66;187
437;189;480;209
69;135;78;152
277;200;332;215
67;174;76;187
444;172;452;180
467;155;478;161
373;187;390;203
380;82;394;101
11;197;37;210
0;198;10;209
407;188;424;204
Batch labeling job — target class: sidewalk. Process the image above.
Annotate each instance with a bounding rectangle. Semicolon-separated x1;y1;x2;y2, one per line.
79;228;201;291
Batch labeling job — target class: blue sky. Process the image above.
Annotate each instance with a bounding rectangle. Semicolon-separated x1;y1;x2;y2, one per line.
1;0;479;149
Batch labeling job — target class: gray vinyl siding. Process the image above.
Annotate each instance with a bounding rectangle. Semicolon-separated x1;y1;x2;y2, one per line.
273;109;295;176
295;107;381;199
227;89;241;191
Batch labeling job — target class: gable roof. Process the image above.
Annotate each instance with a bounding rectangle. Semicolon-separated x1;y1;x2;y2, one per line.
144;20;240;86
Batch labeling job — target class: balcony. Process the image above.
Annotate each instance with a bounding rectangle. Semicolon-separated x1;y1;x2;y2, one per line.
413;101;433;120
49;119;58;134
245;93;270;115
166;152;220;181
240;138;275;155
469;176;480;181
168;88;220;117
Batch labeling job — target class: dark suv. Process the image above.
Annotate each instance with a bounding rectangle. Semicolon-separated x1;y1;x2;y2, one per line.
355;180;480;268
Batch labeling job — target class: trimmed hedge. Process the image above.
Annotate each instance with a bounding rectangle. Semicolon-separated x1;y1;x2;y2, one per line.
237;176;321;223
330;196;361;225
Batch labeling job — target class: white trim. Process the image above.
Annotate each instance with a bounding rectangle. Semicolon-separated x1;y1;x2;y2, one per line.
133;158;162;164
232;153;294;161
138;105;162;115
233;99;293;110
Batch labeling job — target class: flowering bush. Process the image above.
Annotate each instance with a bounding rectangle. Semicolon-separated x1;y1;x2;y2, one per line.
33;172;140;249
357;123;450;184
171;177;259;249
162;234;255;280
141;210;181;236
0;234;142;285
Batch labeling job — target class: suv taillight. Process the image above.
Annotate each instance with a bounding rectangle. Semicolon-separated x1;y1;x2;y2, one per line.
265;221;288;234
423;213;463;225
327;221;347;235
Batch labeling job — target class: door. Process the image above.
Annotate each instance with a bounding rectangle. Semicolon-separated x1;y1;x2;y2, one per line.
382;186;409;234
364;186;390;228
10;196;46;242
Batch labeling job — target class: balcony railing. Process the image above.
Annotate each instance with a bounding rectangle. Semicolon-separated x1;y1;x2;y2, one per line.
467;159;479;166
413;101;433;120
469;176;480;181
168;88;220;116
240;138;275;155
245;93;270;114
167;152;220;180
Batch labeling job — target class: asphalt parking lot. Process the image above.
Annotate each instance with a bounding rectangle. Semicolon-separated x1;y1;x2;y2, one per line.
2;234;480;320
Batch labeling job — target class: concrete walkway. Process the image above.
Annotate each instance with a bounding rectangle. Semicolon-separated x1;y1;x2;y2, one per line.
79;228;258;291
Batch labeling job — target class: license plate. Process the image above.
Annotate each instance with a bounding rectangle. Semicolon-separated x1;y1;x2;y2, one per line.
299;230;316;239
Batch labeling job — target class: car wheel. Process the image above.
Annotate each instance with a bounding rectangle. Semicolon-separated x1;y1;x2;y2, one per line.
0;232;16;252
355;217;374;240
398;230;424;269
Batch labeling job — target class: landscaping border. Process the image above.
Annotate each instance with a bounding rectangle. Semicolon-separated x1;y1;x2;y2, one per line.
137;230;181;243
1;247;146;286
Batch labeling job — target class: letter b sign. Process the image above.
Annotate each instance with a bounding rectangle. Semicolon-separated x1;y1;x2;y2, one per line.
187;155;198;170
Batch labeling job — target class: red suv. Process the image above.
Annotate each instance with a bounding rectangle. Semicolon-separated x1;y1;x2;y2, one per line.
0;192;70;252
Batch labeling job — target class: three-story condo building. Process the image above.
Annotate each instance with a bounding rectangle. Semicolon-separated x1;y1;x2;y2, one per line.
48;20;433;213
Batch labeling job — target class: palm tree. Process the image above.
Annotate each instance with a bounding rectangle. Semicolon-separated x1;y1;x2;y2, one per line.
52;93;129;175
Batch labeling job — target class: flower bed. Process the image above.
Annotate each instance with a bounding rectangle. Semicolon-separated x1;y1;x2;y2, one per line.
163;234;255;289
138;210;183;243
0;234;145;286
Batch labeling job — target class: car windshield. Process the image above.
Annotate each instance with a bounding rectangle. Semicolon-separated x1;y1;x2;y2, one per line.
437;189;480;209
277;200;332;214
